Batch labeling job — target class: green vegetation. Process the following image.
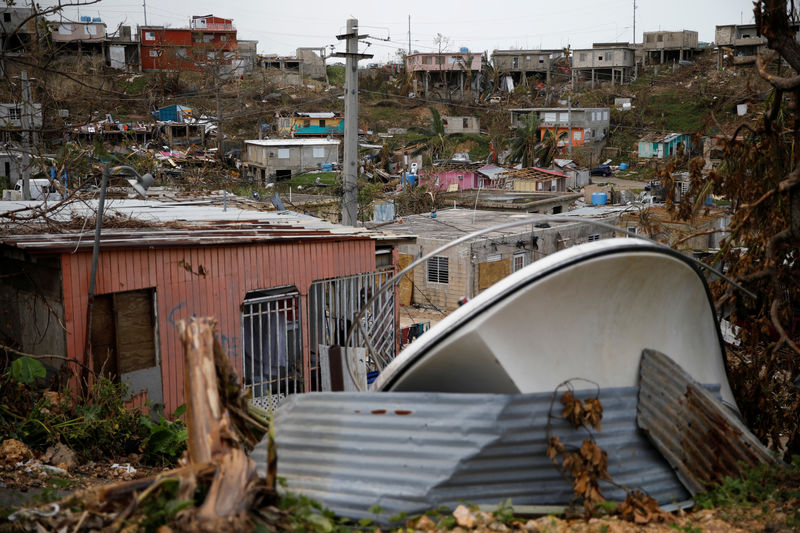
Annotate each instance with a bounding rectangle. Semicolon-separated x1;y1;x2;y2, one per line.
327;65;345;86
0;356;186;464
642;91;711;133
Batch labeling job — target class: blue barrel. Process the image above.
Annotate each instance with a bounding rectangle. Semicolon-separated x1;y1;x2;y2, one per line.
619;162;628;170
591;192;608;206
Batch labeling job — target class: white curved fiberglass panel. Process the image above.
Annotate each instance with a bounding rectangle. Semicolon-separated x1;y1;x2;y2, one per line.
374;238;735;408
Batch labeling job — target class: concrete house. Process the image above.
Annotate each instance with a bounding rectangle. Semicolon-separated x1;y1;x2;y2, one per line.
571;43;636;87
0;200;411;411
275;112;344;138
509;107;610;145
442;115;480;135
52;17;107;56
405;51;482;101
491;49;563;85
394;209;614;310
0;102;43;128
643;30;699;64
715;24;766;65
418;163;486;192
638;133;693;159
495;167;568;193
244;138;340;182
0;6;40;56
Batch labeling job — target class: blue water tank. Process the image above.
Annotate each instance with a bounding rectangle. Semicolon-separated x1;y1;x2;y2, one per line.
92;17;101;22
320;162;333;172
459;47;469;53
404;174;416;186
80;16;91;22
591;192;608;206
619;162;628;170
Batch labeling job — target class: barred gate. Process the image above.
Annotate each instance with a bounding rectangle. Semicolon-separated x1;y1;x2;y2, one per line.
308;268;395;391
241;288;302;410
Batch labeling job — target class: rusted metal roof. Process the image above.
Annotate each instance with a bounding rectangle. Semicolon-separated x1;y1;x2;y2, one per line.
253;388;691;522
0;199;413;252
637;349;776;495
497;167;567;181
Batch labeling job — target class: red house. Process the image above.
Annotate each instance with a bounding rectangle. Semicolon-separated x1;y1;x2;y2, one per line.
140;14;237;72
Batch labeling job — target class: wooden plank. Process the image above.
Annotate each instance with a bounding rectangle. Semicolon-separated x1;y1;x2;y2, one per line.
114;290;156;374
398;253;414;306
478;258;511;291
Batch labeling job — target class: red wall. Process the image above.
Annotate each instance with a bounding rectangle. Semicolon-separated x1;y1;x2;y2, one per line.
61;239;376;412
140;27;238;71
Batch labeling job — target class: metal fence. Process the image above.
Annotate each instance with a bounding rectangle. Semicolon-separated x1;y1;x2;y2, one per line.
241;289;302;410
308;268;395;391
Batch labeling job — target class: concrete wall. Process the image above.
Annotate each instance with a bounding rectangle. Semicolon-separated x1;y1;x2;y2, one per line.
0;103;43;128
297;48;327;80
245;142;339;179
442;115;480;135
492;50;555;73
400;222;616;310
572;48;635;69
406;53;482;72
643;30;698;50
52;22;106;42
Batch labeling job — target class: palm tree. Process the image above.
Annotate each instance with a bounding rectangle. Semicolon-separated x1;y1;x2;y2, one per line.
507;113;541;167
410;107;449;164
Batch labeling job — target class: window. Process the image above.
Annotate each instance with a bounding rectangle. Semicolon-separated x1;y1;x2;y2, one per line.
588;234;601;242
598;55;603;61
312;147;325;158
436;56;445;65
204;34;214;43
513;253;526;272
3;13;10;22
544;112;557;123
220;35;227;42
603;111;609;120
422;56;432;64
606;52;614;62
512;56;519;68
58;24;73;35
574;130;582;140
280;118;290;128
319;119;326;127
144;31;155;41
558;112;568;122
427;256;449;284
8;107;21;120
86;24;97;36
303;120;311;127
579;52;587;61
538;57;545;64
277;148;290;159
463;117;469;129
626;226;637;237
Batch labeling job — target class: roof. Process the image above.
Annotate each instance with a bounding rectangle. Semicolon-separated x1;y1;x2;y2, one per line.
388;208;584;242
476;164;508;179
296;112;338;119
497;167;567;181
639;132;687;143
509;106;609;113
0;198;412;252
244;138;341;147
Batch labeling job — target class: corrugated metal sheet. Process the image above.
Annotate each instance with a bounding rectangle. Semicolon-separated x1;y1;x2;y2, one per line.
254;388;692;522
637;349;776;495
59;239;377;414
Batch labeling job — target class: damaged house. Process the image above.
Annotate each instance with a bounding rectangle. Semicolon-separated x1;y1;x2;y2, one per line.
642;30;699;64
393;209;613;311
243;138;340;182
275;111;344;138
571;43;636;87
0;201;411;413
509;107;610;145
491;48;564;87
405;51;482;101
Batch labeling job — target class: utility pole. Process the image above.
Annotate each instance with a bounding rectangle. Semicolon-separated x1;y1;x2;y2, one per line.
19;71;32;200
143;0;148;25
567;95;573;158
216;83;224;160
632;0;637;45
335;19;372;226
408;15;411;55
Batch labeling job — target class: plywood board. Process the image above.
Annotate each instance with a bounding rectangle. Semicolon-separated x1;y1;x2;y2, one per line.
478;259;511;291
398;254;414;306
114;290;156;374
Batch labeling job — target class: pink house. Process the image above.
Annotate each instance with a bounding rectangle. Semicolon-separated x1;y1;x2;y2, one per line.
419;166;486;191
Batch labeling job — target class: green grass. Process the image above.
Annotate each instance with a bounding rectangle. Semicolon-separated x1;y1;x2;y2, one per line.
119;75;148;95
288;172;337;185
642;91;710;133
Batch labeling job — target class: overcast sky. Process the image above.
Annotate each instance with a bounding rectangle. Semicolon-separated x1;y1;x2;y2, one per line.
47;0;757;62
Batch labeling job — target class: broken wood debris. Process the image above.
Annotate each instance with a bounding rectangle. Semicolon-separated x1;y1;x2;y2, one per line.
11;316;275;532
